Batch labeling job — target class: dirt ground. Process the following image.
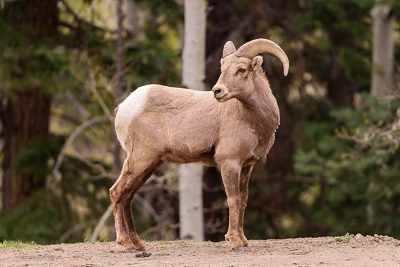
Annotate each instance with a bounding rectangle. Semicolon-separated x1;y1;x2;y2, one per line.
1;234;400;267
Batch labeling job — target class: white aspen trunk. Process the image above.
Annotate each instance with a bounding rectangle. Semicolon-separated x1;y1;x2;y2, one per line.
179;164;204;241
179;0;206;242
125;0;147;39
370;4;395;96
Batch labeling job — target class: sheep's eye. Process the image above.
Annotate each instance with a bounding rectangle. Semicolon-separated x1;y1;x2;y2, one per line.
237;68;246;74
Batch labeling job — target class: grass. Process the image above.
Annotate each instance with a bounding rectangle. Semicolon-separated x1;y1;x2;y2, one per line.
0;240;41;249
335;237;352;243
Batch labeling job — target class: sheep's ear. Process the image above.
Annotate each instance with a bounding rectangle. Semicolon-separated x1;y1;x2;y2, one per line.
220;58;224;66
251;56;263;71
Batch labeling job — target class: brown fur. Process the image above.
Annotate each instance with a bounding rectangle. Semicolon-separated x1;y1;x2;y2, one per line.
110;41;287;251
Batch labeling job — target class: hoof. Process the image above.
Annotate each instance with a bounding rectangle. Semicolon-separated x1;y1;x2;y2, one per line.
136;246;146;252
125;247;146;253
226;234;247;250
241;237;249;247
232;246;246;252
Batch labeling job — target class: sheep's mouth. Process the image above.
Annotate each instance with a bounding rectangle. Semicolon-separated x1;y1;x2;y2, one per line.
215;94;228;102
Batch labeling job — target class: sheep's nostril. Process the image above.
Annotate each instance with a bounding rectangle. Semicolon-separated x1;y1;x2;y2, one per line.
212;87;222;95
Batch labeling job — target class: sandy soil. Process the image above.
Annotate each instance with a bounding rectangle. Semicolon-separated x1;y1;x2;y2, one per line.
1;234;400;267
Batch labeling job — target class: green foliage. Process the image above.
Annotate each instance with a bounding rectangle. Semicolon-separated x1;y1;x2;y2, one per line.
124;39;181;88
294;0;375;92
0;0;183;245
136;0;183;39
0;15;72;97
0;240;40;249
0;188;77;244
13;135;66;182
335;236;351;243
0;45;71;96
294;94;400;237
0;155;113;245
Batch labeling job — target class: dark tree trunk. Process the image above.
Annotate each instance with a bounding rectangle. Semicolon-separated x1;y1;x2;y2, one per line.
0;0;58;210
326;56;356;107
326;30;357;107
1;91;51;209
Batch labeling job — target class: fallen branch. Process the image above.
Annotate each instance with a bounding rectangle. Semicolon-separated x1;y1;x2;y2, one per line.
90;204;113;242
52;116;110;182
58;219;97;244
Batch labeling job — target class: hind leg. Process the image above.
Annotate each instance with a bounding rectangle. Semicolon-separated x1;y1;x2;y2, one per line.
109;154;162;251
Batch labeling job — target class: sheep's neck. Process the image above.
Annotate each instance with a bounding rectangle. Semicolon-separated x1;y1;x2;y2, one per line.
238;74;280;135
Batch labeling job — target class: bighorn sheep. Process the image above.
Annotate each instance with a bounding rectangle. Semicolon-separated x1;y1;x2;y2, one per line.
110;38;289;251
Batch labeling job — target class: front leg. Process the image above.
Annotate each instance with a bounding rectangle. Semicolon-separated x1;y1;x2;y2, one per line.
220;160;245;251
238;165;253;247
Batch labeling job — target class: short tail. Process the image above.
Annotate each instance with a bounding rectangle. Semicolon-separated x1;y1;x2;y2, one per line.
114;105;120;120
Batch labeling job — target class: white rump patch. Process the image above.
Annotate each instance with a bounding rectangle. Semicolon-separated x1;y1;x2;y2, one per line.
115;85;152;150
117;85;152;122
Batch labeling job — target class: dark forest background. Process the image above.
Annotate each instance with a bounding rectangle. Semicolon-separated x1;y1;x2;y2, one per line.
1;0;400;244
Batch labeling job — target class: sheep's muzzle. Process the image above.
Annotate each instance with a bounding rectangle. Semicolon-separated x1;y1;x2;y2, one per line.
212;85;228;102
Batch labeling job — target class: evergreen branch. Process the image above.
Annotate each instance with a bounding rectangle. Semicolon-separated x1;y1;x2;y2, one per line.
336;116;400;155
58;0;116;34
124;42;180;76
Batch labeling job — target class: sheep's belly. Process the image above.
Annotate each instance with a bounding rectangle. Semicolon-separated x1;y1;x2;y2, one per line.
161;149;217;166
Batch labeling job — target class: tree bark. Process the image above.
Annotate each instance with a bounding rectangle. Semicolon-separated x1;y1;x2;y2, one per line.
179;0;206;242
0;0;58;210
370;4;395;96
326;55;357;107
1;91;51;210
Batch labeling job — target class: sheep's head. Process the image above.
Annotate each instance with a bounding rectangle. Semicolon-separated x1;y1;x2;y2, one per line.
212;39;289;102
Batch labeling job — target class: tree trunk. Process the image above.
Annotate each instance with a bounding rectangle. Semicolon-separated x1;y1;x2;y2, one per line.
1;91;51;209
326;55;357;107
0;0;58;210
179;0;206;242
125;0;147;39
370;4;395;96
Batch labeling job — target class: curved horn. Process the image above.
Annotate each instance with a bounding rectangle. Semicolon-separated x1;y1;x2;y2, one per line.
222;41;236;58
236;38;289;76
